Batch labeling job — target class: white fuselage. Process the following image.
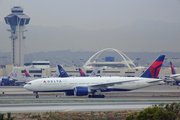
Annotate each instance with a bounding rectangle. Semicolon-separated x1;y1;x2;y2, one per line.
170;74;180;82
24;77;161;93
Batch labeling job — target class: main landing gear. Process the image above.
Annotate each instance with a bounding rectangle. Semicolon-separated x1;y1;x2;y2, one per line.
34;92;39;98
88;89;105;98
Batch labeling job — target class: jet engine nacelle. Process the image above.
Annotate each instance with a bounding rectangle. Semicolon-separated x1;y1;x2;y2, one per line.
64;91;74;96
74;86;89;96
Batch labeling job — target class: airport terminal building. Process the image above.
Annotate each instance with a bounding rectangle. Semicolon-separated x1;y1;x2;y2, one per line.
0;48;179;79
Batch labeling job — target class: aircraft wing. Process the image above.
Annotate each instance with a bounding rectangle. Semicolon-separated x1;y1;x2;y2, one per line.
146;79;163;83
88;79;138;89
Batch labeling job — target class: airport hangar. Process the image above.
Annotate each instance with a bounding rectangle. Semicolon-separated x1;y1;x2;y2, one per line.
0;48;178;79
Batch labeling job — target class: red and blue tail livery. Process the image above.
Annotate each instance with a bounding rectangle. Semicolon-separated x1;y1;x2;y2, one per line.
170;61;176;74
78;68;86;76
24;70;31;77
140;55;165;78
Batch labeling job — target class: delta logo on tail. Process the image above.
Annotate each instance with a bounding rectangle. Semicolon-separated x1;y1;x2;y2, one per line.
24;70;31;77
170;61;176;74
78;68;86;76
140;55;165;78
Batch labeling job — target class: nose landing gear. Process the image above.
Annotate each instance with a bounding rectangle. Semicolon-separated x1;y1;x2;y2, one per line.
33;91;39;98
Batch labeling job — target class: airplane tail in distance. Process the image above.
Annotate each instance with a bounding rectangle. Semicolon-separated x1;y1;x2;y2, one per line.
8;68;18;77
24;70;31;77
89;68;99;77
78;68;86;76
52;69;60;77
170;61;176;74
57;65;69;77
140;55;165;78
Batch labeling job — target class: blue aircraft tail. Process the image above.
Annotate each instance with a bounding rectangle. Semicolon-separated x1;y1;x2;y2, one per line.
24;70;31;77
78;68;86;76
140;55;165;78
170;61;176;74
57;65;69;77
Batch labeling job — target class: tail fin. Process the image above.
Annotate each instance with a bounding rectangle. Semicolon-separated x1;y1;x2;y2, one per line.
89;68;99;77
52;68;60;77
57;65;69;77
24;69;31;77
140;55;165;78
8;68;18;77
78;68;86;76
170;61;176;74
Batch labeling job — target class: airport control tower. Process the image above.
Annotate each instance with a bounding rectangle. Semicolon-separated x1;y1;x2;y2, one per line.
4;6;30;66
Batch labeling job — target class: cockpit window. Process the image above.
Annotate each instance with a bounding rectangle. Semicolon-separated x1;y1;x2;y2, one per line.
25;82;31;85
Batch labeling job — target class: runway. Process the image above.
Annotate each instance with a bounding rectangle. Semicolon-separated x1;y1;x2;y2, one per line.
1;85;180;113
0;102;174;113
1;96;180;102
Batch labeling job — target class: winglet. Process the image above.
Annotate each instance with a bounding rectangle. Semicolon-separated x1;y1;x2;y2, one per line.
140;55;165;78
57;65;69;77
170;61;176;74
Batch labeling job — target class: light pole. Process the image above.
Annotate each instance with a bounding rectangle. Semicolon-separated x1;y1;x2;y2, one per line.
45;59;48;77
135;58;141;67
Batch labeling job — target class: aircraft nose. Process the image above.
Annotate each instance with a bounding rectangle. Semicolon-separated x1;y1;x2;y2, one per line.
23;83;31;90
23;84;27;89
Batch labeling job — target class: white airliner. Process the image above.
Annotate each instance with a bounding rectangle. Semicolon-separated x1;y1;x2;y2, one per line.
169;61;180;84
24;55;165;98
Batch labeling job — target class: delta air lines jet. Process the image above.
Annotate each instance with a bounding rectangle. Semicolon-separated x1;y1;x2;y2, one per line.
170;61;180;84
24;55;165;98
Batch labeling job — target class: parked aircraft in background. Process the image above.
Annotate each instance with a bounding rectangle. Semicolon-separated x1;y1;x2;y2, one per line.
79;68;99;77
52;68;60;77
1;68;19;85
24;55;165;98
170;61;180;84
58;65;69;77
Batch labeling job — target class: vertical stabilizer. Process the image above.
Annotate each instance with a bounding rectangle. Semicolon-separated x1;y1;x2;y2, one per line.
140;55;165;78
57;65;69;77
78;68;86;76
8;68;18;77
170;61;176;74
24;69;31;77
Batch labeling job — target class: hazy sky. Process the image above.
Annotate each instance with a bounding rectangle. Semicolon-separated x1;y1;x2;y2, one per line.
1;0;180;30
0;0;180;53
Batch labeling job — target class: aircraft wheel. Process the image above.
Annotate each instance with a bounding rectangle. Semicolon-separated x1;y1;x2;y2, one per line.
88;95;92;98
36;95;39;98
102;95;105;98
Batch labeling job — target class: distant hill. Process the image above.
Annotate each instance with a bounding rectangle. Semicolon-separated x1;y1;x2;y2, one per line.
0;19;180;53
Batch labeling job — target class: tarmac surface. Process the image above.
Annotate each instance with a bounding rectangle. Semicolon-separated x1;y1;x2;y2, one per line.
0;85;180;113
0;102;174;113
